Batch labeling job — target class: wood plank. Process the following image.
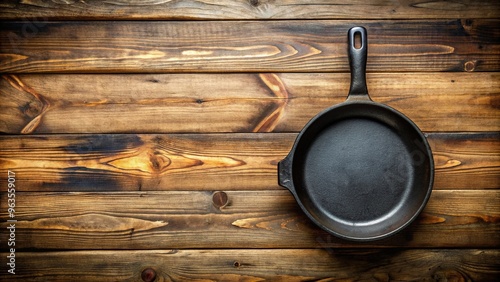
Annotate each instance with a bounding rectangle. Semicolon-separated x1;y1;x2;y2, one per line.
1;20;499;73
0;249;498;281
429;133;500;190
1;0;499;20
0;190;498;249
1;73;499;133
0;133;498;192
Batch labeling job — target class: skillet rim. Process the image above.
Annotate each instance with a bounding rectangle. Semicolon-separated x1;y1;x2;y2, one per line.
280;99;435;241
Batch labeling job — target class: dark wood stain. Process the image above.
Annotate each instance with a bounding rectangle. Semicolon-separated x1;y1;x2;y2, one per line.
53;167;123;191
62;135;144;154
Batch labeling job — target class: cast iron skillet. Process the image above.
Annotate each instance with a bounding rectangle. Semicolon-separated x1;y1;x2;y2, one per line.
278;27;434;241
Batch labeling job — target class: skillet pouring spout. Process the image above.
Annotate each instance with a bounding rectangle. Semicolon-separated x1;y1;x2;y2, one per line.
277;26;434;242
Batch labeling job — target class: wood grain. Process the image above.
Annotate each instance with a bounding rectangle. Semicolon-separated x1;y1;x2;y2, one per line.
0;190;498;249
1;73;498;134
0;1;498;279
0;133;498;192
0;249;498;281
1;0;499;20
429;133;500;190
1;20;499;73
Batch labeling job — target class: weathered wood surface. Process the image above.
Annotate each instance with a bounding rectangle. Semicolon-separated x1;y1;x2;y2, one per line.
0;133;498;192
1;73;499;134
0;249;498;281
0;190;498;250
1;2;499;280
1;0;499;20
1;20;499;73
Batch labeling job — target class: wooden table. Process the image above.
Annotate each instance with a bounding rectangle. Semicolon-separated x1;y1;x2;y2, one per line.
1;1;499;280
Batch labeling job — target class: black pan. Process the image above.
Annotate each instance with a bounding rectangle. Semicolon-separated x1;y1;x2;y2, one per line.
278;27;434;241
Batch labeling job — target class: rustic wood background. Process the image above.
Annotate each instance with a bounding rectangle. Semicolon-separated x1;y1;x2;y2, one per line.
1;1;499;281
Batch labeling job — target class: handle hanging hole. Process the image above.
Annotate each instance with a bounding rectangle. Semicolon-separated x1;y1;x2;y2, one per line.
354;31;362;49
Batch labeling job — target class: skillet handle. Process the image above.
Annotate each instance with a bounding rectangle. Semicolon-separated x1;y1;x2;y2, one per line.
347;26;369;98
278;155;294;192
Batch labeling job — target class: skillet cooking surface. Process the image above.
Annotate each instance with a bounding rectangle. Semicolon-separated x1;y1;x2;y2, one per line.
304;118;411;223
291;102;432;240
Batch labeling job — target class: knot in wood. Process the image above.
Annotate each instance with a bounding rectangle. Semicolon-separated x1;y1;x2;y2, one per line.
464;61;476;72
141;268;157;282
148;150;171;173
23;101;42;116
212;191;229;209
